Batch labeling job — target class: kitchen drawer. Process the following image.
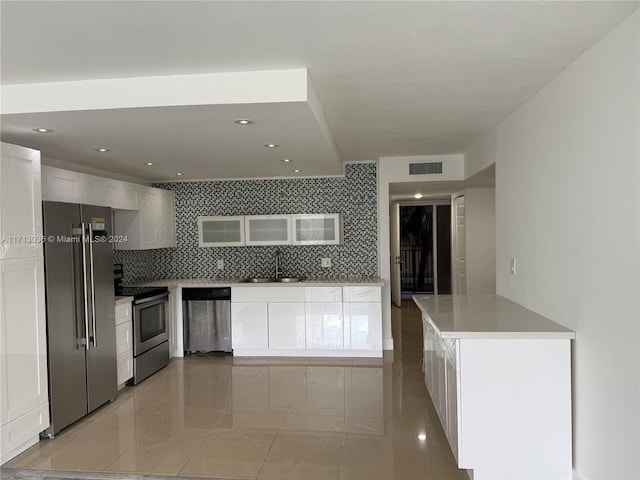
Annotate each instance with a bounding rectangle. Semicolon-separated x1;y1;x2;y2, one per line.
232;286;304;303
0;403;49;464
304;286;342;303
343;286;381;303
115;302;131;326
116;351;133;386
115;322;132;355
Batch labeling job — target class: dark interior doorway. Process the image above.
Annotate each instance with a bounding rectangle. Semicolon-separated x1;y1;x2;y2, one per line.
400;204;452;297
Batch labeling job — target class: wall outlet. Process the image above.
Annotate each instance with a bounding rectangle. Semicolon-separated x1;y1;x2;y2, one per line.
510;258;516;275
321;257;332;268
217;259;224;270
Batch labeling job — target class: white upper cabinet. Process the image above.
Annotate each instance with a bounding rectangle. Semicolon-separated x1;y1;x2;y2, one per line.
291;214;342;245
245;215;291;245
43;167;139;211
198;216;245;247
41;166;84;204
0;144;43;260
85;173;138;209
42;166;176;250
114;185;176;250
197;214;343;247
83;174;100;206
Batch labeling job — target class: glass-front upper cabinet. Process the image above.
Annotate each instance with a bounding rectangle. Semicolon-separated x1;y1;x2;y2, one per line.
244;215;291;245
198;216;245;247
291;214;342;245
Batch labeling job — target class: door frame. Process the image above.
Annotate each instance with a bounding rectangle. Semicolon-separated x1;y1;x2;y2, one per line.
390;199;451;302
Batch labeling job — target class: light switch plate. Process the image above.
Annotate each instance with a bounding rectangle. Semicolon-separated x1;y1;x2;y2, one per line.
217;259;224;270
321;258;332;268
510;258;516;275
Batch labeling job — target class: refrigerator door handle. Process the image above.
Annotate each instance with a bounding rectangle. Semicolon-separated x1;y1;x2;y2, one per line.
81;223;91;350
88;222;97;348
71;225;87;348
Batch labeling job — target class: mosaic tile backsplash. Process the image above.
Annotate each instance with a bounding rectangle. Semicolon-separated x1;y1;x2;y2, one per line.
113;163;378;284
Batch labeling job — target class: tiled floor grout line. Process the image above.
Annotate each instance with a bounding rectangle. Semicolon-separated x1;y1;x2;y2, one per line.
253;428;280;480
175;432;210;478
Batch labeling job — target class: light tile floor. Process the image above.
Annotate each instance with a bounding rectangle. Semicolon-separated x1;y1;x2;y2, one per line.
2;303;466;480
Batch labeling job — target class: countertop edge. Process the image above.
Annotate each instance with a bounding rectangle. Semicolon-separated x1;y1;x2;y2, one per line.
136;279;385;288
414;294;576;340
115;296;134;306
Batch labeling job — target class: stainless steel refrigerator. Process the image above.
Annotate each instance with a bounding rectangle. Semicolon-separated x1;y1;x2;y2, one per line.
42;201;117;436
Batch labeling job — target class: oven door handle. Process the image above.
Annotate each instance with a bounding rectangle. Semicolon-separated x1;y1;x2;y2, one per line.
134;292;170;305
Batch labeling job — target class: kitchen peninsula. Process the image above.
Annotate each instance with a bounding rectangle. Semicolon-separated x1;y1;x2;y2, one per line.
414;294;575;480
140;278;384;358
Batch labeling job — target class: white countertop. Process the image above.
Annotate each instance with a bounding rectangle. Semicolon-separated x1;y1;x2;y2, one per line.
115;295;134;306
413;294;575;340
137;277;384;288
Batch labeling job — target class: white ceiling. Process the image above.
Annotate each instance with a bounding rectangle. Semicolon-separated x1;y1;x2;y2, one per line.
1;1;637;181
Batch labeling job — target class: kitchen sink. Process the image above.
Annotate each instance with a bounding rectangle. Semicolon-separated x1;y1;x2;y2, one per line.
245;277;275;283
275;277;303;283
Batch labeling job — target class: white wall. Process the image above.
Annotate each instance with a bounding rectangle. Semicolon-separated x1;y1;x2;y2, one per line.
465;129;497;178
496;11;639;479
461;187;496;294
378;154;465;349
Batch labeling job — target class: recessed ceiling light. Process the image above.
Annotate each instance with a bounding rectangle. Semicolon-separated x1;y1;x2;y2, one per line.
145;162;155;166
264;143;279;148
417;433;427;441
293;169;301;173
175;172;183;176
234;119;254;125
282;159;291;163
33;128;53;133
94;148;111;153
414;193;423;199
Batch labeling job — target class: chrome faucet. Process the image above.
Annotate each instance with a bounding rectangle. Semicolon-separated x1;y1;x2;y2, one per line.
275;249;283;279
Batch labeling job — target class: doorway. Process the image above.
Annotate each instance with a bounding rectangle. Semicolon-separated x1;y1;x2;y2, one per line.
398;203;451;299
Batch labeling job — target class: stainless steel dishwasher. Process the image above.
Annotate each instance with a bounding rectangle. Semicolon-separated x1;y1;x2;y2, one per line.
182;287;232;354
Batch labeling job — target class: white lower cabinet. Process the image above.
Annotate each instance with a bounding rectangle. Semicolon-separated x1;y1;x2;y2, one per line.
114;301;133;387
116;353;133;387
343;303;382;350
343;286;381;303
445;344;459;461
231;285;381;356
435;339;447;426
231;302;268;349
305;303;343;349
343;286;381;351
267;303;305;349
421;312;573;479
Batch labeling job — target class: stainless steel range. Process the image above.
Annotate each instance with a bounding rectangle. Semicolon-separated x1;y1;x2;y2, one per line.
114;265;170;384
